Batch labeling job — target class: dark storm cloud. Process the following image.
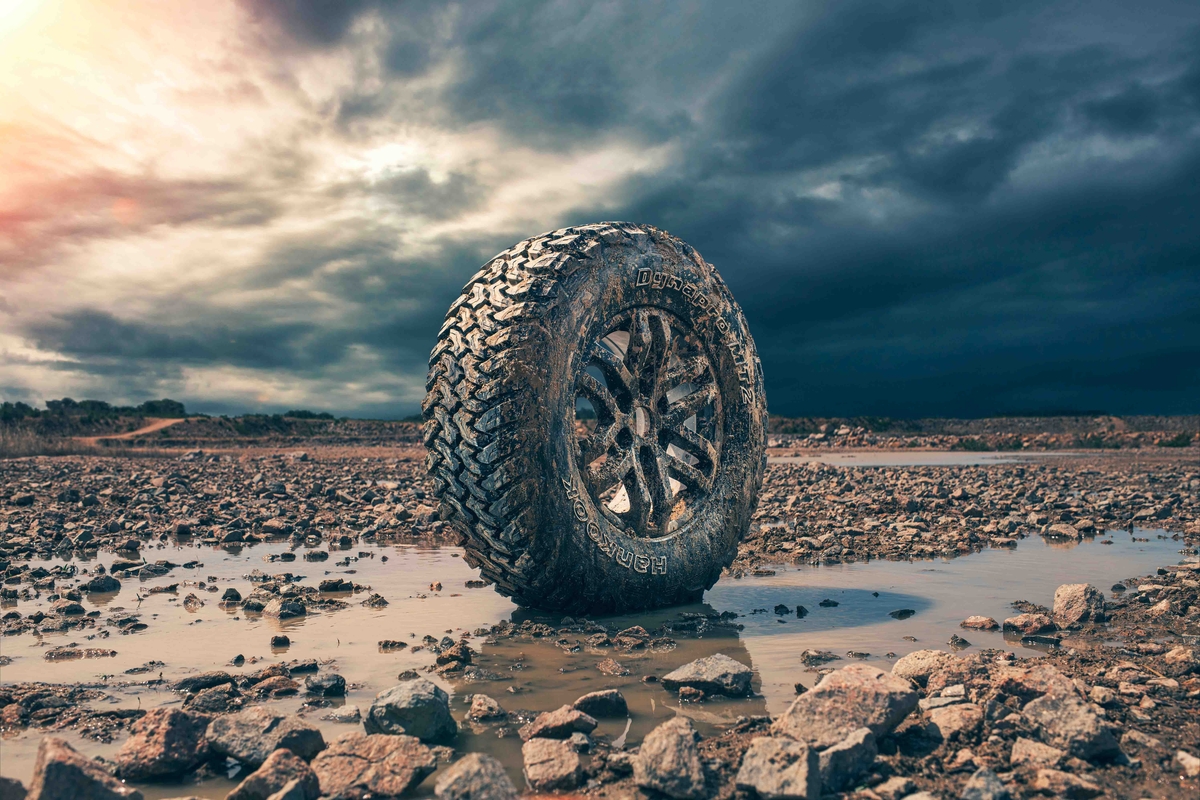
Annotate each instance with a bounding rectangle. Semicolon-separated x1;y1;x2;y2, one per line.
11;0;1199;417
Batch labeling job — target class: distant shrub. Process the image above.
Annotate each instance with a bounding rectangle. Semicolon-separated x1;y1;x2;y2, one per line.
1074;435;1121;449
1158;432;1195;448
953;437;992;452
284;409;335;420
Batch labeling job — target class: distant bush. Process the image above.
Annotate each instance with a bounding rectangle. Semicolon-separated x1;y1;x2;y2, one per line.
284;409;335;420
1158;431;1195;448
953;437;992;452
3;397;187;421
1074;435;1122;449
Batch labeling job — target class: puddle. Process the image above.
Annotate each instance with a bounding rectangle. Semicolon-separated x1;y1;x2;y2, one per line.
768;451;1070;467
1;528;1192;796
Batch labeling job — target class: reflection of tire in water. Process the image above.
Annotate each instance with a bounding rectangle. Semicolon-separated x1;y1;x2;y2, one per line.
423;223;767;612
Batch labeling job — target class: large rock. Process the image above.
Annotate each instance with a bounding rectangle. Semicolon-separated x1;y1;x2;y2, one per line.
83;575;121;593
926;703;984;741
115;707;209;781
660;653;753;697
1021;693;1119;762
0;776;26;800
772;664;918;749
518;705;597;741
572;688;627;717
363;679;456;743
819;728;877;793
207;707;325;768
173;671;234;693
891;650;957;687
311;732;436;798
521;738;581;792
27;737;143;800
734;737;818;800
434;753;518;800
227;749;320;800
1052;584;1106;627
1001;614;1056;635
262;598;306;619
632;717;705;800
991;663;1075;700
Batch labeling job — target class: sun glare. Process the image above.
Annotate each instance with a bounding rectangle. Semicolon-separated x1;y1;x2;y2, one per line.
0;0;48;41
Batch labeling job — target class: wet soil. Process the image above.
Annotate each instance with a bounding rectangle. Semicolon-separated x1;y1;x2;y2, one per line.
1;447;1198;798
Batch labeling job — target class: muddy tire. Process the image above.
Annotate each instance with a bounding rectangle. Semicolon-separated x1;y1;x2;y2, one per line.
423;223;766;612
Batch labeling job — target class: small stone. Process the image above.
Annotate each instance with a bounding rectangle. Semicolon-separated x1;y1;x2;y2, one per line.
1052;584;1106;627
734;736;819;800
435;753;517;800
28;737;143;800
227;749;320;800
596;657;628;676
892;649;957;686
773;663;918;749
927;703;983;741
207;707;325;768
115;707;210;781
0;777;26;800
1021;692;1119;762
311;732;436;798
632;716;705;800
270;635;289;648
83;575;121;593
518;705;597;741
364;679;456;743
173;671;233;693
960;766;1010;800
467;694;506;721
1001;613;1056;635
1010;737;1064;768
262;598;305;619
304;673;346;697
818;727;876;792
960;616;998;630
1120;730;1163;751
660;653;753;697
1176;749;1200;778
522;737;581;792
571;688;627;717
873;776;916;800
1032;769;1101;798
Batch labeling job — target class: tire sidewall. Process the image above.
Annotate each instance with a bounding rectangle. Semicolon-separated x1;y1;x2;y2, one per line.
533;230;766;609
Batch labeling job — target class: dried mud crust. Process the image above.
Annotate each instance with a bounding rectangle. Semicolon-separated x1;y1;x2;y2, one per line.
423;223;767;612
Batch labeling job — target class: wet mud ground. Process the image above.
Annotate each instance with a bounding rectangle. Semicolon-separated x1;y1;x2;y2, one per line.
1;447;1198;798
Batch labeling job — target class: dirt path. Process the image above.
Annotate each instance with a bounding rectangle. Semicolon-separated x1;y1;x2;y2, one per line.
75;417;185;445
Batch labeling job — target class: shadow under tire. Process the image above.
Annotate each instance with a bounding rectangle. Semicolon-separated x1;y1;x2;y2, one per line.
423;222;766;612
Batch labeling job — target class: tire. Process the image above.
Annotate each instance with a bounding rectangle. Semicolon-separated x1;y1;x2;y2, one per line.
423;222;766;612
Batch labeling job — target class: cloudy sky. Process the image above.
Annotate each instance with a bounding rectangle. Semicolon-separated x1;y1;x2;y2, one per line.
1;0;1198;419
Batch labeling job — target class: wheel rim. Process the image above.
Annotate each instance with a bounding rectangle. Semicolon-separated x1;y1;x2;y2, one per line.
574;306;722;538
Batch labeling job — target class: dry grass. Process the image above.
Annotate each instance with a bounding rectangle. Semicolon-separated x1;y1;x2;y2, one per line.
0;429;175;459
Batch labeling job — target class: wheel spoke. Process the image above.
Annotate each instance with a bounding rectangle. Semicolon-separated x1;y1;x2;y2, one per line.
624;308;654;381
623;452;654;531
665;450;710;492
577;372;620;422
666;425;717;468
659;356;709;397
590;343;635;398
643;445;676;531
587;449;633;495
580;422;620;465
663;383;718;430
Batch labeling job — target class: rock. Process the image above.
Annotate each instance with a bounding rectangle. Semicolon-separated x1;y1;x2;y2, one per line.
632;716;705;800
991;663;1076;700
28;737;143;800
324;705;361;724
772;664;918;749
1021;693;1119;762
1120;729;1162;751
227;749;320;800
363;679;456;743
221;588;242;603
926;703;983;741
734;736;819;800
115;707;209;781
303;673;345;697
311;732;436;798
50;600;84;616
572;688;627;717
467;694;506;721
522;737;581;792
518;705;597;741
435;642;472;666
1176;749;1200;778
83;575;121;593
186;683;240;714
596;657;629;676
173;671;233;693
251;676;299;698
1052;584;1106;627
1009;737;1064;768
1046;523;1080;539
660;653;752;697
0;777;26;800
872;776;916;800
207;707;325;768
1032;769;1102;798
818;727;876;793
960;616;998;630
960;767;1010;800
262;598;305;619
892;650;957;686
1001;613;1056;635
263;780;308;800
434;753;518;800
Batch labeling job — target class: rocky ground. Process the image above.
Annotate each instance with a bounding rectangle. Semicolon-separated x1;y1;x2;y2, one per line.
1;445;1198;799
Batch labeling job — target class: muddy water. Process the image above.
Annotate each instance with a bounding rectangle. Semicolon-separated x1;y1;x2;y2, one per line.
1;528;1193;797
768;450;1069;467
